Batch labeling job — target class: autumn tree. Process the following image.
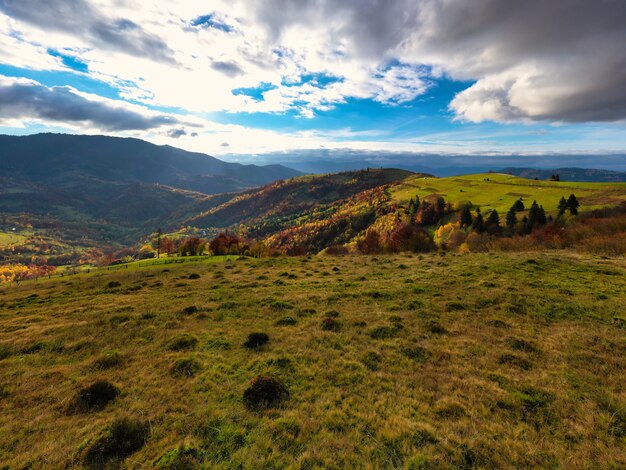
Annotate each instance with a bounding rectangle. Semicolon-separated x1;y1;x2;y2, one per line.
357;228;383;254
178;237;207;256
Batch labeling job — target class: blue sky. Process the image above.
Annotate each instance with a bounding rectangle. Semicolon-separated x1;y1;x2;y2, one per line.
0;0;625;169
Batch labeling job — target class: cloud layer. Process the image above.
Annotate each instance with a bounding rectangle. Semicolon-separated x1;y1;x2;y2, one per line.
0;0;624;158
0;76;182;131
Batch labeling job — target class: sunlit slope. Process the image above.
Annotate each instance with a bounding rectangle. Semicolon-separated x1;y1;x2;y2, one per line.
392;173;626;214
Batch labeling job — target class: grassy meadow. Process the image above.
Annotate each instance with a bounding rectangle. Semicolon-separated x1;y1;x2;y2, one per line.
1;253;625;468
392;173;626;215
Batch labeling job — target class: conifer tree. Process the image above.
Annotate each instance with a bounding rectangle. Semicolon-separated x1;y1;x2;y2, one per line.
566;194;580;215
460;206;473;228
485;210;502;235
472;208;485;233
558;196;567;215
505;207;517;235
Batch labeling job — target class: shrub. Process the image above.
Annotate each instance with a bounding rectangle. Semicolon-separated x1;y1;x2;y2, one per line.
171;358;201;377
321;317;340;332
154;445;201;469
325;310;341;318
188;273;201;280
167;334;198;351
244;332;269;349
68;381;120;413
106;281;121;288
182;305;198;315
275;316;297;326
92;351;124;370
243;375;289;410
83;418;149;468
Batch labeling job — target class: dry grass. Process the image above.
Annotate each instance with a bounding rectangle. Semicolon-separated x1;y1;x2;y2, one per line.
0;252;625;468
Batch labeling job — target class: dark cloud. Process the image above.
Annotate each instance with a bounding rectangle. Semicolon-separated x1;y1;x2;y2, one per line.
0;78;180;131
0;0;175;63
211;60;244;77
251;0;626;123
167;128;187;138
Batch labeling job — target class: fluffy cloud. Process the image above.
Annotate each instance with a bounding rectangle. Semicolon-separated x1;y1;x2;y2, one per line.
0;0;625;125
0;75;185;131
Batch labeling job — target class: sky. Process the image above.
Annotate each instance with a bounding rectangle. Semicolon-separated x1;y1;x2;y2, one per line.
0;0;625;170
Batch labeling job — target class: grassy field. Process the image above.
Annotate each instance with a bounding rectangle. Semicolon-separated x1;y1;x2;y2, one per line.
1;253;625;468
392;173;626;215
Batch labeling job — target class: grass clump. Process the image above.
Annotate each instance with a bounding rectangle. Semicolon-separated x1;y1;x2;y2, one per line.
188;273;201;280
369;324;402;339
68;381;120;413
275;316;297;326
167;334;198;351
171;358;201;377
497;353;532;370
321;317;340;332
361;351;383;371
182;305;198;315
244;332;269;349
507;337;538;353
83;418;149;468
401;345;428;362
106;281;121;289
243;375;289;410
92;351;124;370
154;445;201;469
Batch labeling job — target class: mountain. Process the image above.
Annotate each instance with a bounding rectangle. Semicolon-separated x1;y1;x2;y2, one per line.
0;133;300;262
0;133;300;193
499;167;626;182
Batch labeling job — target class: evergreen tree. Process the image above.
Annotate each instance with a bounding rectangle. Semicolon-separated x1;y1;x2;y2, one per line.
566;194;580;215
525;201;547;233
485;210;502;235
472;208;485;233
512;198;525;212
459;206;473;228
558;196;567;216
505;207;517;235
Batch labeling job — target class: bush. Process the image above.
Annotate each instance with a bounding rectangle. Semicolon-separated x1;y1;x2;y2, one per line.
154;445;201;469
507;337;538;353
188;273;201;280
243;375;289;410
401;345;428;362
92;351;124;370
321;317;340;332
244;332;269;349
167;334;198;351
427;322;448;335
106;281;121;288
68;381;120;413
171;358;201;377
83;418;149;468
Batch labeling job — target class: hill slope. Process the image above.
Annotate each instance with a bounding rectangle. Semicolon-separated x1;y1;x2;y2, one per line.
500;167;626;182
1;253;624;467
0;134;300;262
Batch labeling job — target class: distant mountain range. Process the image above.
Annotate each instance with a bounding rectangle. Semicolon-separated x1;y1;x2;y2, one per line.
0;133;300;255
499;167;626;182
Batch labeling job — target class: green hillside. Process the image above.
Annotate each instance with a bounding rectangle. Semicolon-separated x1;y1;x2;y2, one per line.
1;253;624;467
392;173;626;215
